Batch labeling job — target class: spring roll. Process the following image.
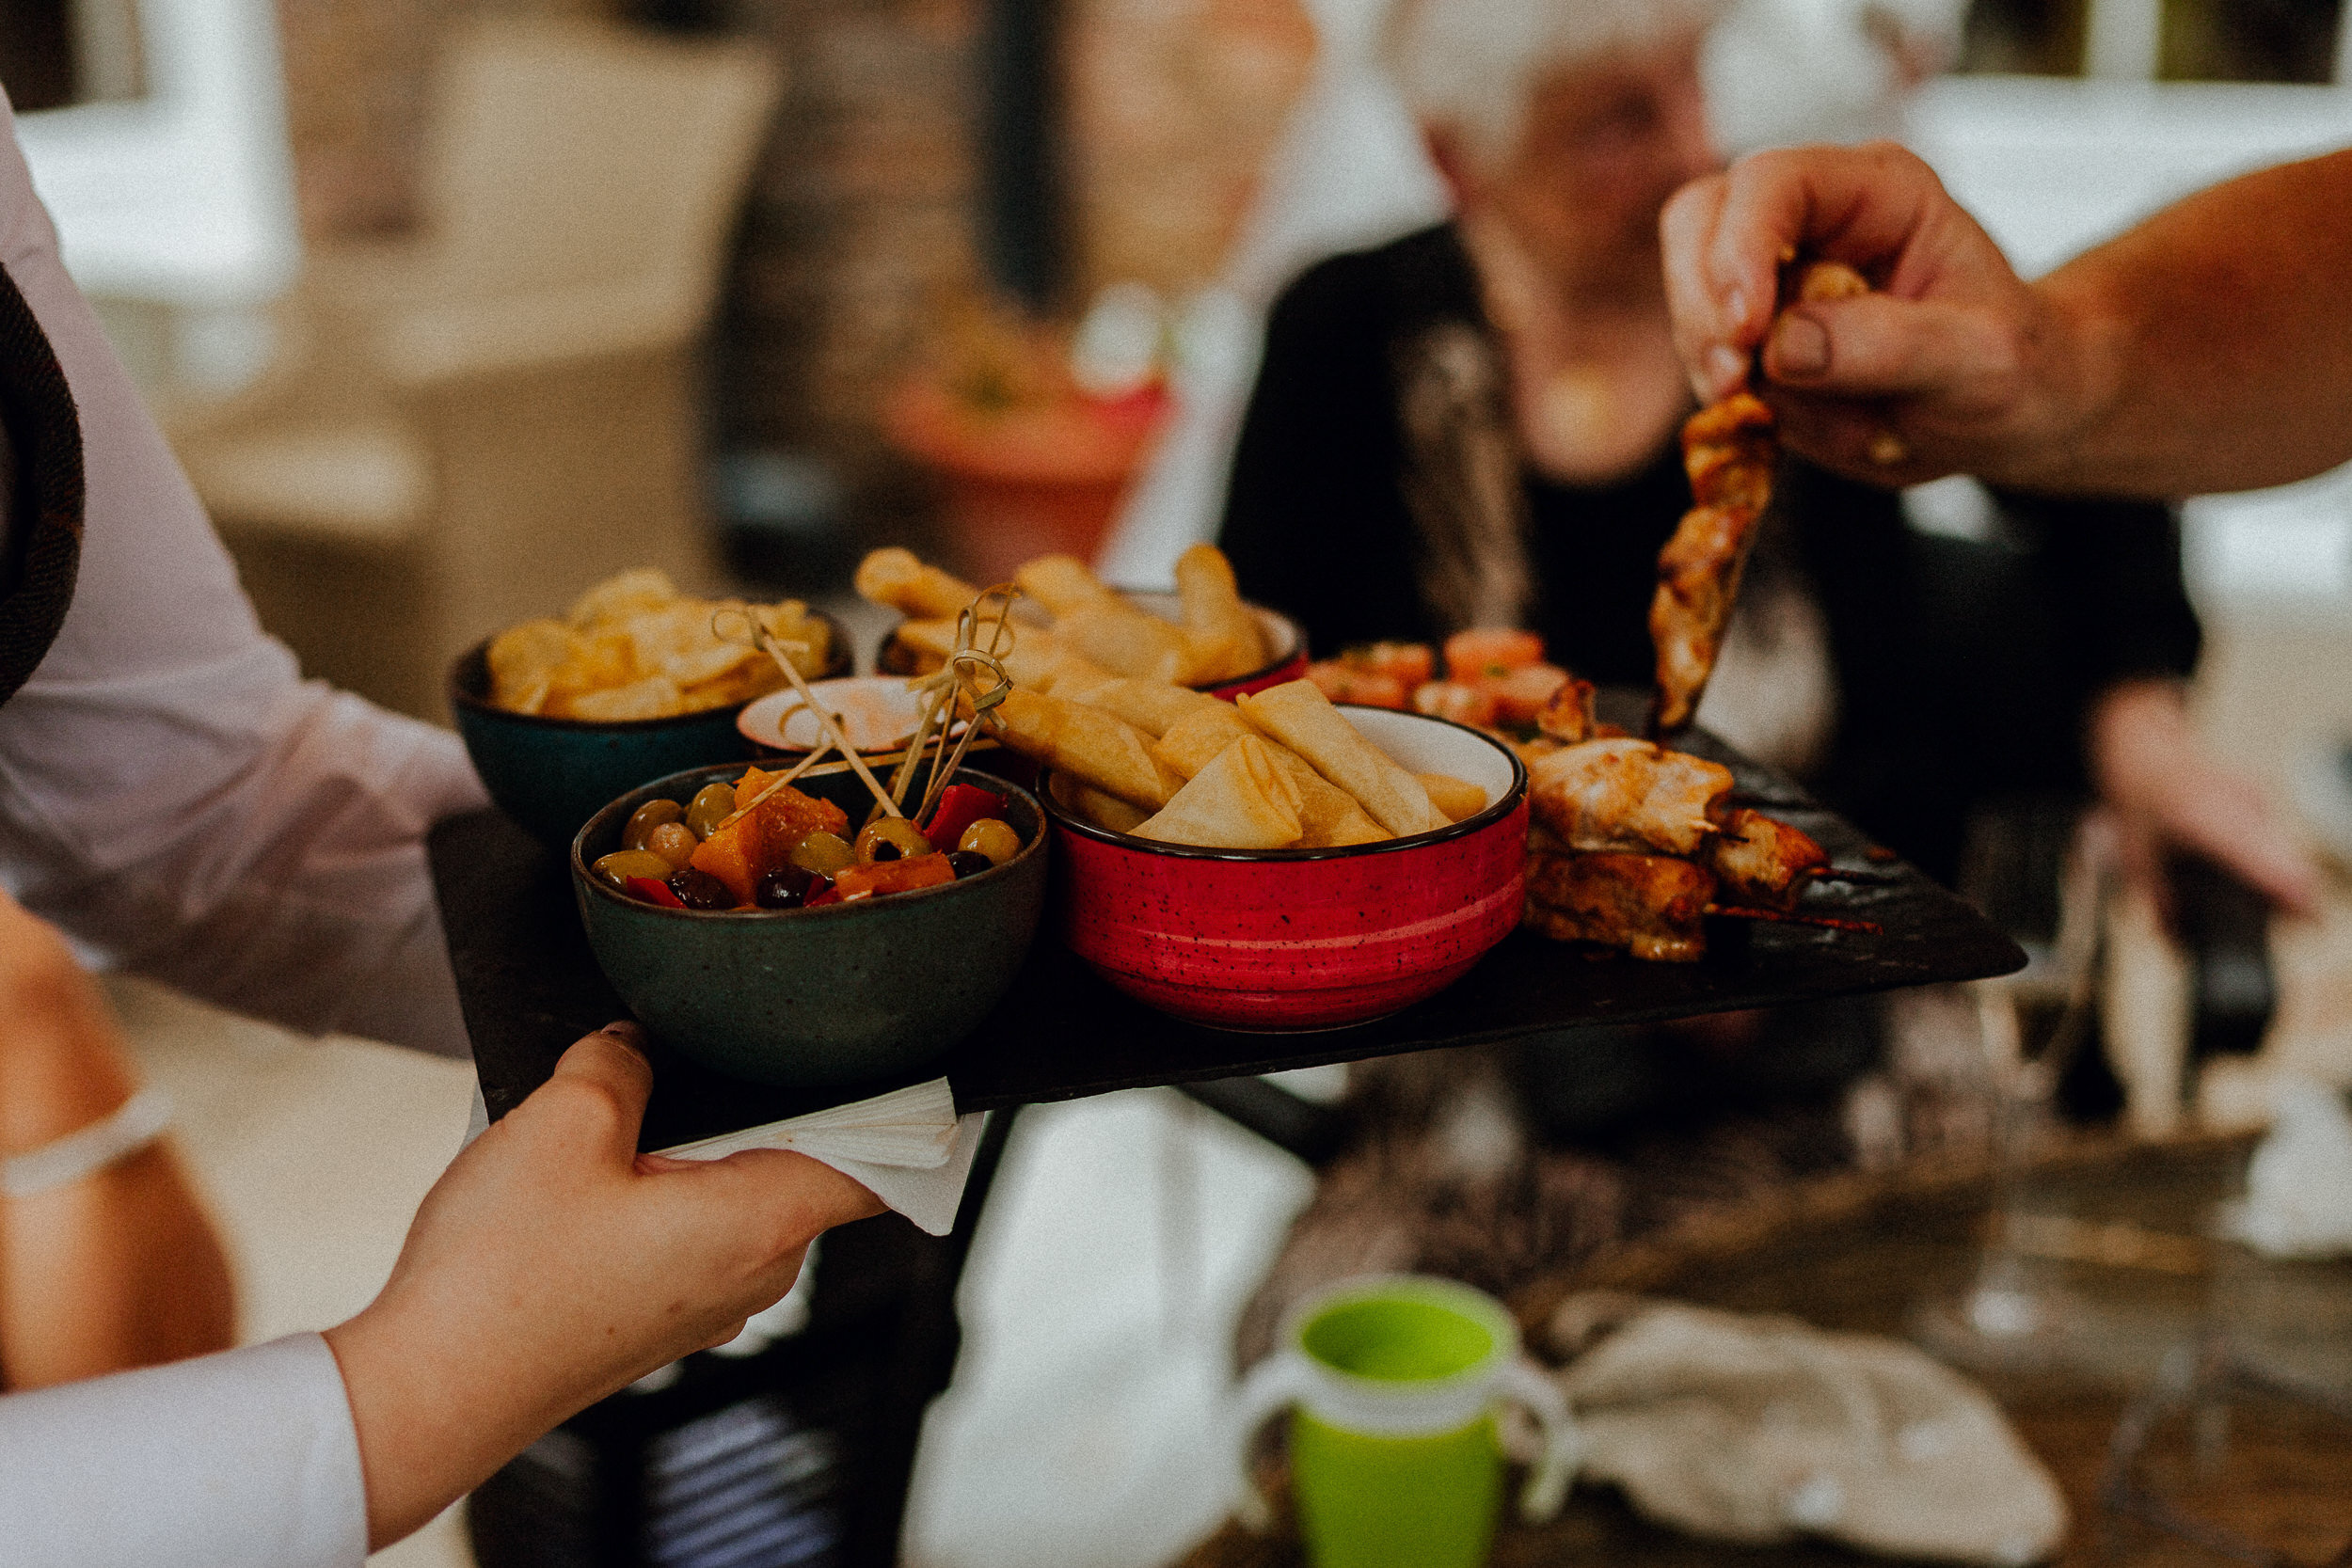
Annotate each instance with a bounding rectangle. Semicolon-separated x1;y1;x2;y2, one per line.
1056;599;1200;684
1154;706;1387;847
855;547;983;619
895;617;1089;692
1053;673;1223;737
1417;772;1488;823
987;687;1184;808
1174;544;1266;682
1014;553;1113;615
1237;680;1448;836
1133;736;1303;849
1048;771;1151;834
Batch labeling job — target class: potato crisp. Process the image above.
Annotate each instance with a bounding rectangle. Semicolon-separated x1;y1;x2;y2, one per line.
486;569;831;721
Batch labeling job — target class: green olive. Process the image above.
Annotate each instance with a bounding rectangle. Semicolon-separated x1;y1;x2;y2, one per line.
789;831;854;877
685;782;739;840
645;820;698;871
855;816;933;864
623;798;684;851
959;818;1023;866
592;849;677;888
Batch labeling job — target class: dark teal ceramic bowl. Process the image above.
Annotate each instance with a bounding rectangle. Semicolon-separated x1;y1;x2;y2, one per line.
571;760;1046;1086
451;613;851;847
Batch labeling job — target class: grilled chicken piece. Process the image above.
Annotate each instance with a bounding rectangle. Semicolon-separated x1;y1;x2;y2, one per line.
1649;261;1871;737
1708;806;1830;910
1535;673;1597;744
1649;392;1774;736
1527;738;1733;857
1525;851;1715;962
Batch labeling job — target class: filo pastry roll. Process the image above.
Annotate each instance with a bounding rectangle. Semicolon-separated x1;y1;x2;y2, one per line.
1133;736;1303;848
1172;543;1265;683
1047;772;1151;834
855;547;983;620
1236;680;1449;836
1044;668;1224;737
1152;705;1387;847
985;687;1184;807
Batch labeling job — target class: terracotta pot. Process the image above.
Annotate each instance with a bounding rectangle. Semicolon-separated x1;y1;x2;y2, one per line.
884;377;1170;584
1043;707;1529;1030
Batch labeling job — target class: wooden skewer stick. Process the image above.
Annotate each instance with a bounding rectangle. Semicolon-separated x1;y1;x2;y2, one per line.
719;609;903;819
714;737;837;833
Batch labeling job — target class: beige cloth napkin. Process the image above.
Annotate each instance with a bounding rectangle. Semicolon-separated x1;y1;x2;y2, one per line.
1542;1293;2068;1566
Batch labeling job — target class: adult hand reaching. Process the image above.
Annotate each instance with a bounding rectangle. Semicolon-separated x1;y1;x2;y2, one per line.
1660;142;2092;489
324;1022;883;1550
1661;142;2352;497
2089;680;2324;920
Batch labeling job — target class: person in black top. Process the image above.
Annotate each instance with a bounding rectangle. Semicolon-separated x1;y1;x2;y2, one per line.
1219;0;2312;904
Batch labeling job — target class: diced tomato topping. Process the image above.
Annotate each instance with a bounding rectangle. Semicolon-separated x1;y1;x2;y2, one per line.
922;783;1004;853
1442;628;1546;681
626;876;688;909
1307;659;1409;709
832;852;956;902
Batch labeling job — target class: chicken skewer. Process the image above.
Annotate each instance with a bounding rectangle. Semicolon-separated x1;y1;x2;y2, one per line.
1648;260;1870;736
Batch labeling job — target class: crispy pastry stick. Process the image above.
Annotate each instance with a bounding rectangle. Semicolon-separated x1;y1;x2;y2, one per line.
855;547;984;621
1649;260;1868;736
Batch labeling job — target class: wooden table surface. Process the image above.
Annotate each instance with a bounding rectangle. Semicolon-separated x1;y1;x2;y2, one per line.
1175;1135;2352;1568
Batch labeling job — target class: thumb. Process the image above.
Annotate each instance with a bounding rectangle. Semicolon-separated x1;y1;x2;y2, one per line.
530;1022;656;1166
1762;293;2019;398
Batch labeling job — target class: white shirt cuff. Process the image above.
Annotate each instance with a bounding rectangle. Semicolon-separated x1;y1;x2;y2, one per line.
0;1333;367;1568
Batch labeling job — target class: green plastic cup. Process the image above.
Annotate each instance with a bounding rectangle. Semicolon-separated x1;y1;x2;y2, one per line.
1230;1275;1581;1568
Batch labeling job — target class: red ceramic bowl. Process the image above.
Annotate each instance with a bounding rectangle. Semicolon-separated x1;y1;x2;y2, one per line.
875;590;1306;699
1042;707;1528;1030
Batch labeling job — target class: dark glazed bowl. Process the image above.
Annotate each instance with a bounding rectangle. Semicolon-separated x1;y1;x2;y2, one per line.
451;610;851;847
572;760;1046;1087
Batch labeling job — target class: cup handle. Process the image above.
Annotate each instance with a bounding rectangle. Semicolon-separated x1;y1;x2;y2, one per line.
1229;1353;1309;1532
1499;1357;1581;1524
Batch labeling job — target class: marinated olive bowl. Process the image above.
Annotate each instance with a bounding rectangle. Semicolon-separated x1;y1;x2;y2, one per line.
451;610;851;847
1043;707;1527;1031
572;760;1046;1087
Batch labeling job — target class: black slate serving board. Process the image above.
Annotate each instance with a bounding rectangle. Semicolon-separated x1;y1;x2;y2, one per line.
435;714;2025;1150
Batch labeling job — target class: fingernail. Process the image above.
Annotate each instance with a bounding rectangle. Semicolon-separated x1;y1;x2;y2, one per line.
1724;286;1750;331
1772;313;1830;377
603;1019;647;1045
1705;344;1746;394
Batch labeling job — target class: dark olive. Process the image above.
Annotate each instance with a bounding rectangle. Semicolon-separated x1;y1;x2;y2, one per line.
669;868;735;911
753;865;818;911
946;850;993;880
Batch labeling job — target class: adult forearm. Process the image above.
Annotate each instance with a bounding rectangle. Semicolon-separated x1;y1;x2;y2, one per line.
2023;150;2352;496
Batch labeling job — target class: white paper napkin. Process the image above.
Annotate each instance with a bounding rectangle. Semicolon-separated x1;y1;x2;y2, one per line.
654;1077;984;1236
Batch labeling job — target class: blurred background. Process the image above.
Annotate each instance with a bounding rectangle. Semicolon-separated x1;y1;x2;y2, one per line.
7;0;2352;1564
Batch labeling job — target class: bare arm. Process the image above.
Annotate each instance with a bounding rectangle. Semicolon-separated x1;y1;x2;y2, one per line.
1662;142;2352;496
0;896;234;1389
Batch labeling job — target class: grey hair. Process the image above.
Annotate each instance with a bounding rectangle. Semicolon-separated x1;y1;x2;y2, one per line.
1380;0;1727;161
